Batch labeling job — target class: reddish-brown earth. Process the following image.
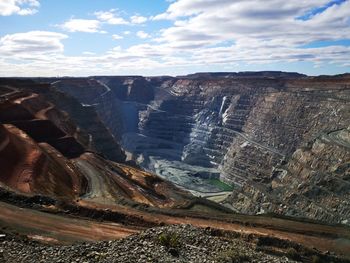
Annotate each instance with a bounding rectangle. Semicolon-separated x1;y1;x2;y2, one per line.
0;78;349;261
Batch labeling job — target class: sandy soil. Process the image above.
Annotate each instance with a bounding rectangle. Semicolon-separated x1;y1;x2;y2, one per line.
0;201;140;244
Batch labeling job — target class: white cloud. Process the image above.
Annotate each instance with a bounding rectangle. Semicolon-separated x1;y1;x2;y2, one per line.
150;0;350;62
0;31;67;56
112;34;124;40
1;39;349;77
130;15;147;24
154;0;350;47
95;10;149;25
1;2;350;76
95;10;128;25
136;31;150;39
60;19;102;33
82;51;95;55
0;0;39;16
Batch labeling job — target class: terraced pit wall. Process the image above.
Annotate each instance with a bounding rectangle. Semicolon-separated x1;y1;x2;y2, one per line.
47;74;350;224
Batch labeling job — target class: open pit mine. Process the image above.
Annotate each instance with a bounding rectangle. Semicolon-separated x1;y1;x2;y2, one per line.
0;72;349;262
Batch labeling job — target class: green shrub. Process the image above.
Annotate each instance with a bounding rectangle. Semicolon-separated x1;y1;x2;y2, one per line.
158;232;180;257
158;232;180;248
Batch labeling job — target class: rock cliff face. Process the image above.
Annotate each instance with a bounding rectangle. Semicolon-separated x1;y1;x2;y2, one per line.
35;73;350;225
0;79;193;208
36;84;126;162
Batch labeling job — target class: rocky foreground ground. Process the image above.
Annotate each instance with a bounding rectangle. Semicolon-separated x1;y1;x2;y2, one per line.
0;225;301;263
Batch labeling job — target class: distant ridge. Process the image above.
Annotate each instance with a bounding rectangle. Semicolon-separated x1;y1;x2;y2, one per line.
178;71;308;79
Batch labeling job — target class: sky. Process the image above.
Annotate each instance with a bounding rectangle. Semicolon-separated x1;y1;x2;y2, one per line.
0;0;350;77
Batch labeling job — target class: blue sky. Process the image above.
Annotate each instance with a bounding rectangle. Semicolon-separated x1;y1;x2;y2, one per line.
0;0;350;76
1;0;171;55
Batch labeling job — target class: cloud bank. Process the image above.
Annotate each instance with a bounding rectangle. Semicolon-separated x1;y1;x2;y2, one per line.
1;0;350;76
0;0;40;16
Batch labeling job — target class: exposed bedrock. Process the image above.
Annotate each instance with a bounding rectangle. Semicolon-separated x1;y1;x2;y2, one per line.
32;84;126;162
51;78;125;140
43;74;350;224
227;128;350;223
0;121;85;199
0;85;90;198
0;83;193;209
